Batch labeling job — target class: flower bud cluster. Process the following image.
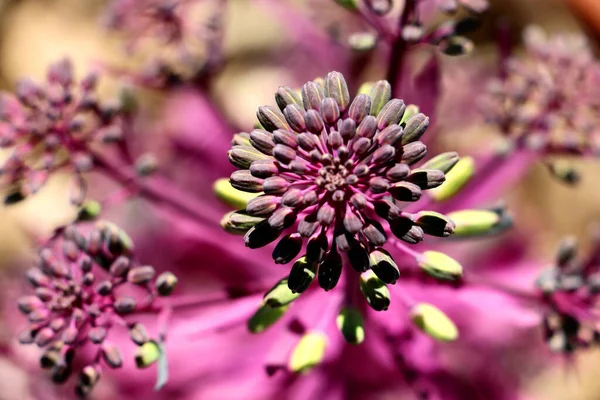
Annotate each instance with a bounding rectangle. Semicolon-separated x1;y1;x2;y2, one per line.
17;221;177;396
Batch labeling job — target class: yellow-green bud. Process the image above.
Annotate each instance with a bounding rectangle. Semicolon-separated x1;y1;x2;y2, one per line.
288;331;328;373
429;156;474;201
220;211;265;234
418;251;463;281
213;178;261;209
447;210;501;237
410;303;458;341
263;278;301;307
369;80;392;116
336;306;365;345
135;341;161;368
248;303;289;334
400;104;420;125
359;270;391;311
77;200;102;222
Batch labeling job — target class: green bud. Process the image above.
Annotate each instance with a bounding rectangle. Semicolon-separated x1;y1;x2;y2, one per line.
399;104;419;125
336;306;365;345
77;200;102;222
100;221;134;254
248;303;289;334
420;152;460;174
369;80;392;116
220;210;264;234
357;82;374;96
447;210;501;237
288;331;328;373
135;341;161;368
214;178;261;209
335;0;358;10
263;278;301;307
418;250;463;281
359;270;391;311
429;156;474;201
410;303;458;341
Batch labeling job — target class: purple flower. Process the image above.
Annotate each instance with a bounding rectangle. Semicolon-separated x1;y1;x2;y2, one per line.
0;59;124;204
15;221;177;397
227;71;463;310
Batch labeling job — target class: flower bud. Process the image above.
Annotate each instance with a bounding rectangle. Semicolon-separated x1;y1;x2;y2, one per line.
418;251;463;280
335;0;358;10
369;80;392;116
410;303;459;341
359;270;390;311
135;153;158;177
244;220;282;249
275;86;302;111
135;341;161;368
369;248;400;284
102;345;123;368
248;303;289;333
129;323;150;345
288;257;318;293
446;209;503;237
429;156;474;201
156;272;178;296
272;233;303;264
324;71;350;112
263;278;301;307
76;200;102;222
401;113;429;144
127;266;156;285
336;306;365;345
220;211;265;234
214;178;261;212
413;211;455;237
440;36;474;56
406;169;445;190
257;105;290;132
318;249;343;291
377;99;406;130
420;152;460;174
114;296;137;314
288;332;328;373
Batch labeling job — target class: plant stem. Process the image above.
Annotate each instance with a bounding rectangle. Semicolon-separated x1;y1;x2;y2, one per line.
386;0;416;96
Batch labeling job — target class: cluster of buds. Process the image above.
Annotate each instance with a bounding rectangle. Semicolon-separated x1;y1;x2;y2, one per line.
536;236;600;353
225;72;461;315
481;26;600;157
17;221;177;396
102;0;224;85
0;59;124;205
332;0;487;55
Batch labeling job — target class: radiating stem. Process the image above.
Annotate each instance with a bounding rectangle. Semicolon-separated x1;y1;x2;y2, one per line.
386;0;416;96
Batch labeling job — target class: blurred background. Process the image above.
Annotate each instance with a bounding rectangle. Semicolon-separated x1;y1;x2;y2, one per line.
0;0;600;398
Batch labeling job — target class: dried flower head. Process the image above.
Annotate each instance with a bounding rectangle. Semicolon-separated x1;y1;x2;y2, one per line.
0;59;124;204
16;221;176;396
227;72;459;311
536;235;600;354
482;26;600;156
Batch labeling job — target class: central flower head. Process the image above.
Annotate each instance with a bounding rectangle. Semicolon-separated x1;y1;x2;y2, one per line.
228;72;457;307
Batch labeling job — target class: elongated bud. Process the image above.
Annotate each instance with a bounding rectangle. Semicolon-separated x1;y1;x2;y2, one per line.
418;251;463;280
257;105;291;132
369;80;392;116
359;270;390;311
440;36;474;56
127;266;155;285
318;249;343;290
275;86;302;111
369;249;400;284
102;345;123;368
401;113;429;144
244;220;281;248
221;211;265;234
420;152;460;174
248;303;289;333
430;156;474;201
288;257;317;293
337;306;365;345
215;178;261;210
264;278;301;307
413;211;455;237
335;0;358;10
557;236;578;267
272;233;302;264
377;99;406;129
447;209;504;237
324;71;350;112
129;323;150;345
135;341;160;368
410;303;458;341
288;332;327;373
156;272;178;296
76;200;102;222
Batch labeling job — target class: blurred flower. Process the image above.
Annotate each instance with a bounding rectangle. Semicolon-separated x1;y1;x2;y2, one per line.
15;221;176;396
0;59;124;205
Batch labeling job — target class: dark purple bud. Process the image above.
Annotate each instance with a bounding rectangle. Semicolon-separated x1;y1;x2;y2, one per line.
352;137;371;155
348;94;371;124
301;81;325;111
386;163;410;181
363;220;387;246
400;141;428;165
303;190;318;206
324;71;350;112
114;296;137;314
388;217;414;240
289;159;310;175
305;110;325;134
51;362;72;383
102;345;123;368
89;327;107;344
377;125;404;146
61;241;79;262
49;318;65;332
18;296;43;314
82;272;95;286
328;131;343;149
389;182;422;201
156;272;178;296
298;215;320;237
440;36;474;56
275;86;302;111
354;164;370;177
372;144;395;165
273;144;297;165
283;104;307;133
369;177;390;193
35;328;55;347
109;256;130;277
398;225;424;244
320;98;340;125
250;159;279;178
306;233;328;262
257;105;291;132
318;249;343;290
26;268;49;287
77;365;100;394
267;207;296;230
247;195;279;216
317;203;336;226
281;189;304;207
263;176;290;194
348;240;370;272
350;193;367;209
377;99;406;130
332;190;345;202
273;129;298;149
406;169;446;189
127;266;156;285
297;133;318;151
228;145;270;169
96;280;113;296
129;323;149;345
18;327;36;344
340;118;357;140
357;115;377;139
28;309;50;323
244;220;282;248
288;257;317;293
273;233;303;264
369;248;399;284
230;170;264;192
413;211;455;237
343;210;364;234
250;129;276;154
401;113;429;145
374;199;402;220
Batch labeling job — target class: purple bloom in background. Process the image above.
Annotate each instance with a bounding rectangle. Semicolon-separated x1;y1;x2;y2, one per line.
0;59;124;204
